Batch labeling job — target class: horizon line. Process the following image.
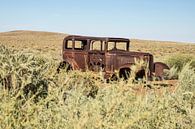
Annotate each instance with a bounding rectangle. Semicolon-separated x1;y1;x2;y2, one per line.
0;29;195;44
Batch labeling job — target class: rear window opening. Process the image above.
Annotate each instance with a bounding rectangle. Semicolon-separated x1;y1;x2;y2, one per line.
65;40;87;50
65;40;73;49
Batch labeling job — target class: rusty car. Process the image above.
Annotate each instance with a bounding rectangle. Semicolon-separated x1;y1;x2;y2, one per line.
57;35;169;80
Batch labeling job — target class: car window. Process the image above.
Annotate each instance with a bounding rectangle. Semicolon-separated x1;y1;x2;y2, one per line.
90;40;104;51
107;42;115;50
74;40;88;50
65;40;73;49
116;42;127;50
108;41;127;51
75;40;82;49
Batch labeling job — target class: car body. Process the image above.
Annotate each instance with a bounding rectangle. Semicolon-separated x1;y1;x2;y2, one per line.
59;35;169;80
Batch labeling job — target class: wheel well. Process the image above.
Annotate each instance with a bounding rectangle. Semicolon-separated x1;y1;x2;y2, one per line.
119;68;146;80
119;68;131;79
135;69;145;80
63;61;72;70
57;61;72;73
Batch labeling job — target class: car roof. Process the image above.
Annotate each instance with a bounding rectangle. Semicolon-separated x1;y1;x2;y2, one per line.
64;35;130;42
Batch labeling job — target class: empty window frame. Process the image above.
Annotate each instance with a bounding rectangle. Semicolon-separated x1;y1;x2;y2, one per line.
65;40;73;49
107;41;128;51
90;40;105;51
74;40;87;50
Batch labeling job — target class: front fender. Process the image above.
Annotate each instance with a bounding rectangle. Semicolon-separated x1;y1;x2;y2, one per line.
154;62;169;77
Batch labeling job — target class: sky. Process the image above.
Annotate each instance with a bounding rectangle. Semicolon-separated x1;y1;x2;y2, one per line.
0;0;195;43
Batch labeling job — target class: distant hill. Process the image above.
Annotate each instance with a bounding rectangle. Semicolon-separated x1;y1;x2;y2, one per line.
0;30;194;61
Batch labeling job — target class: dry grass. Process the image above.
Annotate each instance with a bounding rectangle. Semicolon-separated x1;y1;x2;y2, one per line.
0;31;194;128
131;39;195;61
0;30;194;62
0;30;66;60
0;45;194;129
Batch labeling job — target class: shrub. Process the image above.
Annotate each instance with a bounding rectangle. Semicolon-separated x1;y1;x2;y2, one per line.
163;66;178;80
178;63;195;94
0;45;195;129
166;54;195;72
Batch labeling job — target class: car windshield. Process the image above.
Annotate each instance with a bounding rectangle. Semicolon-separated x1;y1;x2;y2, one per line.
107;41;128;51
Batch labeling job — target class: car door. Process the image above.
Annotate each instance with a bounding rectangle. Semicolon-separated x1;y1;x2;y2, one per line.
73;40;88;71
88;40;105;72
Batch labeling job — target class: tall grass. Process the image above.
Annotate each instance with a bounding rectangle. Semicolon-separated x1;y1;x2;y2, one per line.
164;54;195;80
0;45;195;129
166;54;195;71
179;63;195;94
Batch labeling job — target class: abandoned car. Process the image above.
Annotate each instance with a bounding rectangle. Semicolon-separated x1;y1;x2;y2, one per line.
58;35;169;80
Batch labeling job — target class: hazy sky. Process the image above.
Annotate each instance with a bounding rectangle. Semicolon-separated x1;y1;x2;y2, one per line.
0;0;195;43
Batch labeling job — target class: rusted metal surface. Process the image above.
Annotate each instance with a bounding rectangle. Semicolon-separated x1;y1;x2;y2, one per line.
60;35;169;80
153;62;169;79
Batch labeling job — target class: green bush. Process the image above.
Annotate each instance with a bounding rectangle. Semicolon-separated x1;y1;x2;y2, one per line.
163;66;179;80
166;54;195;72
179;63;195;94
0;45;195;129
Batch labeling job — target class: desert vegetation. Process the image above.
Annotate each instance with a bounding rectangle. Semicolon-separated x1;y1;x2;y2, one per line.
0;30;194;61
0;31;195;128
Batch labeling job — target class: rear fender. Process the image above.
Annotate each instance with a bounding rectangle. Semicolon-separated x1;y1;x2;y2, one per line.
63;59;79;70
